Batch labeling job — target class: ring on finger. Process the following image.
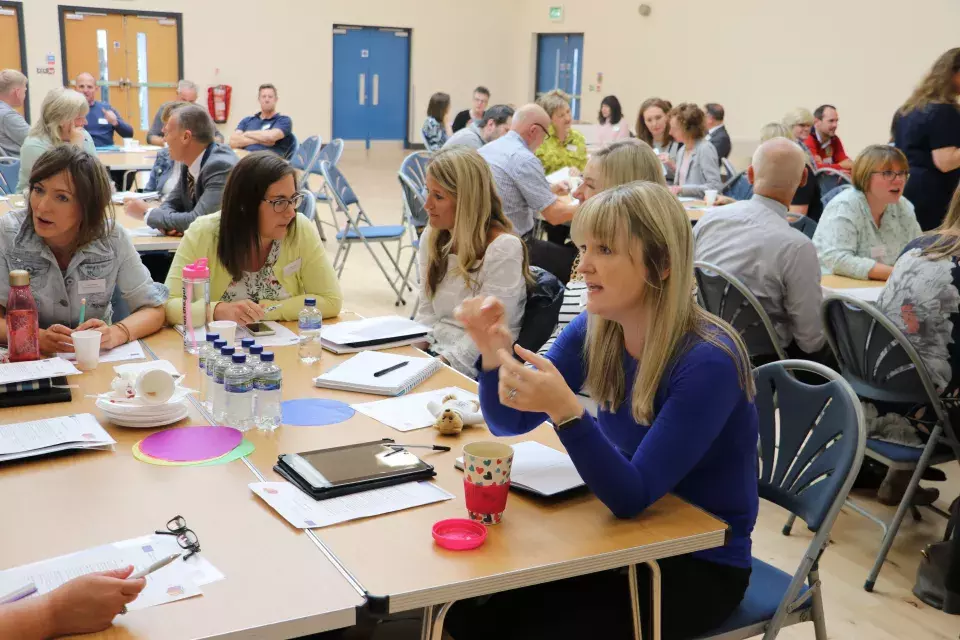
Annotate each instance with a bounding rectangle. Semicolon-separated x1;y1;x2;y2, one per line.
507;387;517;400
120;605;128;615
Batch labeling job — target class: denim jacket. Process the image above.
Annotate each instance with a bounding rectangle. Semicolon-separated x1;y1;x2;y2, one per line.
0;209;169;327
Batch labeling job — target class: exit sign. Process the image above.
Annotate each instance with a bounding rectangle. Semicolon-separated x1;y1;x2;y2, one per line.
549;5;563;21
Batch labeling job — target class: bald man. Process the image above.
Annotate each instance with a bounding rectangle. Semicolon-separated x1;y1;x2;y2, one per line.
479;103;579;283
76;72;133;146
694;137;831;363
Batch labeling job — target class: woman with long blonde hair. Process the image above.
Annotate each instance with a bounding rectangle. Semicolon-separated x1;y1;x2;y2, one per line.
893;48;960;231
449;181;758;639
16;88;95;191
414;146;531;376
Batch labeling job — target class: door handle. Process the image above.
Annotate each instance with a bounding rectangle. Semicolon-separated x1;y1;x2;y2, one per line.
358;73;366;106
372;74;379;106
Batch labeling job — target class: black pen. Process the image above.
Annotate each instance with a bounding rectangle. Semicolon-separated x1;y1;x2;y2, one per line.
383;444;452;457
373;361;409;377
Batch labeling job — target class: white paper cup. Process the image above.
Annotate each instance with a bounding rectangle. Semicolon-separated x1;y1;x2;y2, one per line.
704;189;719;206
72;330;102;371
136;369;176;405
123;138;140;150
208;320;237;345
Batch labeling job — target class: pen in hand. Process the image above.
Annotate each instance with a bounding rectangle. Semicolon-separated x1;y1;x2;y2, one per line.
130;553;182;580
77;298;87;327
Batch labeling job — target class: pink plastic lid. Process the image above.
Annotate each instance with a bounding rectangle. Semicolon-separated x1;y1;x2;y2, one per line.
182;258;209;279
432;519;487;551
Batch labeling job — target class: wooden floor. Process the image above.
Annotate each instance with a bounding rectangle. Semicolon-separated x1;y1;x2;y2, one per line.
319;144;960;639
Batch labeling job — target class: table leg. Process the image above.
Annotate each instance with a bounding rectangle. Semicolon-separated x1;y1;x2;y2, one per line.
628;564;643;640
420;602;455;640
628;560;662;640
419;605;433;640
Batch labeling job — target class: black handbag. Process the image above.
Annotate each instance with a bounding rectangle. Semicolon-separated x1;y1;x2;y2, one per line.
913;496;960;614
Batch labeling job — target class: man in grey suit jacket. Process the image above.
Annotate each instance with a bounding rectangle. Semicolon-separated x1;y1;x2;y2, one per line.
704;103;731;160
126;104;237;234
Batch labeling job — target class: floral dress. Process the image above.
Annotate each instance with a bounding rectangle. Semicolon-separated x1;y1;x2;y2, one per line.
220;241;292;303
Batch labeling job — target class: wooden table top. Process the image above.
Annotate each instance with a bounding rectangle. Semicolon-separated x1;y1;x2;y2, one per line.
97;150;158;171
144;324;729;613
821;274;885;289
0;345;364;639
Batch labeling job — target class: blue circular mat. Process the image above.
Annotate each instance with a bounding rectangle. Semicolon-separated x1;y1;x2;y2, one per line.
281;399;355;426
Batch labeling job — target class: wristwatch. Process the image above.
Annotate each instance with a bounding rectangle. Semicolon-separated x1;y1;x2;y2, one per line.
554;411;583;432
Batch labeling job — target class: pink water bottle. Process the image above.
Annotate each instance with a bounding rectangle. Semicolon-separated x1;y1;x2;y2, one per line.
182;258;211;355
7;269;40;362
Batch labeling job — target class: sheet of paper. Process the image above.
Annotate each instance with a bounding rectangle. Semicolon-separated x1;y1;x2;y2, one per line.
0;534;214;611
822;285;883;303
112;191;159;204
126;226;166;237
115;359;181;378
352;386;479;432
175;321;299;347
0;358;81;385
677;196;698;202
250;480;453;528
59;340;146;364
509;441;585;496
0;414;115;461
321;316;431;345
546;167;571;185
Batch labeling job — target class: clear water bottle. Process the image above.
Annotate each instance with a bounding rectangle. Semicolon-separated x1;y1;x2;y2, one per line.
181;259;210;354
197;332;220;409
205;339;226;411
240;338;255;355
253;352;282;432
212;345;235;424
224;354;255;431
298;297;323;364
249;344;264;361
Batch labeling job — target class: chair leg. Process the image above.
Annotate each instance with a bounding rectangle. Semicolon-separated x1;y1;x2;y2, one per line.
809;567;828;640
864;426;943;592
782;513;797;536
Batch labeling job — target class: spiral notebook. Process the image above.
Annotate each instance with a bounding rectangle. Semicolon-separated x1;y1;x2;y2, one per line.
312;351;442;396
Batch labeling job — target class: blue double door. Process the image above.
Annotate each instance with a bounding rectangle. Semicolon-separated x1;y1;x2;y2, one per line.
536;34;585;120
332;26;411;145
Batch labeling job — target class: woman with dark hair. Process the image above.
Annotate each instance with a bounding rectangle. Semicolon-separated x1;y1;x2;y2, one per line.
164;151;341;326
635;97;680;180
893;48;960;231
422;92;451;151
668;103;722;198
596;95;630;145
0;146;167;354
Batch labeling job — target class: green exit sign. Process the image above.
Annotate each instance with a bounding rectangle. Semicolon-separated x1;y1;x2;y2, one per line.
549;5;563;21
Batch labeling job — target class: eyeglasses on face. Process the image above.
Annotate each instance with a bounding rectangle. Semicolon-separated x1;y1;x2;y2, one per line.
263;193;304;213
533;123;550;138
872;170;910;181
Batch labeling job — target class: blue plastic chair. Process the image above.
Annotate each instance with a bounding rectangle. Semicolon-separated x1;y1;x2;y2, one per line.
0;156;20;195
283;133;299;162
697;360;865;640
320;160;410;303
789;214;817;239
818;293;960;591
397;172;426;314
290;135;322;190
399;151;432;228
722;171;753;201
296;189;317;222
312;139;345;242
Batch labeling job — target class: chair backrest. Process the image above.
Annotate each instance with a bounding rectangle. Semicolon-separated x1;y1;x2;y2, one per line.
789;214;817;239
283;134;299;162
515;267;564;354
290;135;322;173
755;360;865;531
319;160;359;210
317;139;345;170
721;157;736;181
722;172;753;201
694;261;786;361
815;168;851;205
400;151;432;191
0;157;20;195
821;183;851;208
398;172;428;228
296;189;317;221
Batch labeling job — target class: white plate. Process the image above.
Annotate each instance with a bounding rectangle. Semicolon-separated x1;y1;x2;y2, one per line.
102;405;189;428
96;398;189;416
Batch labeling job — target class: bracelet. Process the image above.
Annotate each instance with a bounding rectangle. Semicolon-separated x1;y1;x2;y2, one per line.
114;322;132;345
554;411;583;432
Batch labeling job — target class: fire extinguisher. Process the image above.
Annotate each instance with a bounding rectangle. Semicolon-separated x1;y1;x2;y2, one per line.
208;85;231;124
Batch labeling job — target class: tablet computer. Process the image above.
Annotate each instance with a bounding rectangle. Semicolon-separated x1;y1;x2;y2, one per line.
275;439;436;500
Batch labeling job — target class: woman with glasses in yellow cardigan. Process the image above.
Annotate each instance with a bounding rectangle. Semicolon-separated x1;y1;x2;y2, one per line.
164;152;342;326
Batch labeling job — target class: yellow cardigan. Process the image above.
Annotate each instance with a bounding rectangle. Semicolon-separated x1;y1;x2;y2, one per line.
163;212;342;326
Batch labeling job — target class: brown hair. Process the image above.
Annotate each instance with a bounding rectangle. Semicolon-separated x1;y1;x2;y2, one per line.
635;97;673;147
850;145;909;192
161;100;191;124
258;83;277;96
667;103;707;140
427;92;450;122
217;152;298;281
898;48;960;116
26;146;113;249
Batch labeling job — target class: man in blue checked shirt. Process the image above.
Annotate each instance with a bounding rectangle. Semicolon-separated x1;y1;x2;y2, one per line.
75;72;134;147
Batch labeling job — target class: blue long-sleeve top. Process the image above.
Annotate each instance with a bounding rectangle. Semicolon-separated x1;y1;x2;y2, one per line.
85;101;134;147
478;313;759;568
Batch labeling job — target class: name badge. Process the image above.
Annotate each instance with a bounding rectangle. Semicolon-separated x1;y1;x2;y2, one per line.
98;118;109;125
566;144;578;152
613;126;621;132
78;279;106;294
283;258;302;277
870;246;886;261
261;123;273;130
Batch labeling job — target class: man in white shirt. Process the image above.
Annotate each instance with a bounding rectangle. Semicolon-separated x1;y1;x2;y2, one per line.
704;103;731;161
0;69;28;159
694;137;833;365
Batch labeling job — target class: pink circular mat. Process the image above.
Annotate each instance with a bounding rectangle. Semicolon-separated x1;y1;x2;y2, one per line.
138;426;242;463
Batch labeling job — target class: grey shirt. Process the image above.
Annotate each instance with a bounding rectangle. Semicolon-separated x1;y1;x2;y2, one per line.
146;142;238;233
478;131;557;237
694;194;825;353
443;123;485;150
0;101;29;159
0;209;168;327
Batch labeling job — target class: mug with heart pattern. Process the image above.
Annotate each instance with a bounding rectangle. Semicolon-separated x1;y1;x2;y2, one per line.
462;441;514;525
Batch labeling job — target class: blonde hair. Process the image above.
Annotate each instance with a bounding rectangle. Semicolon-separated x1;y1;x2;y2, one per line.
591;139;667;189
782;107;814;129
851;145;909;192
571;182;754;423
0;69;26;95
923;185;960;259
759;122;792;143
29;88;88;144
899;48;960;116
537;89;571;119
424;147;533;297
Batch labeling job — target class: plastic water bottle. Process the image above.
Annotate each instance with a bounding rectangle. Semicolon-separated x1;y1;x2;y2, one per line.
253;352;282;431
240;338;255;355
298;297;323;364
249;344;264;361
205;339;226;411
212;345;235;424
181;259;210;354
224;354;255;431
7;270;40;362
197;332;220;411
